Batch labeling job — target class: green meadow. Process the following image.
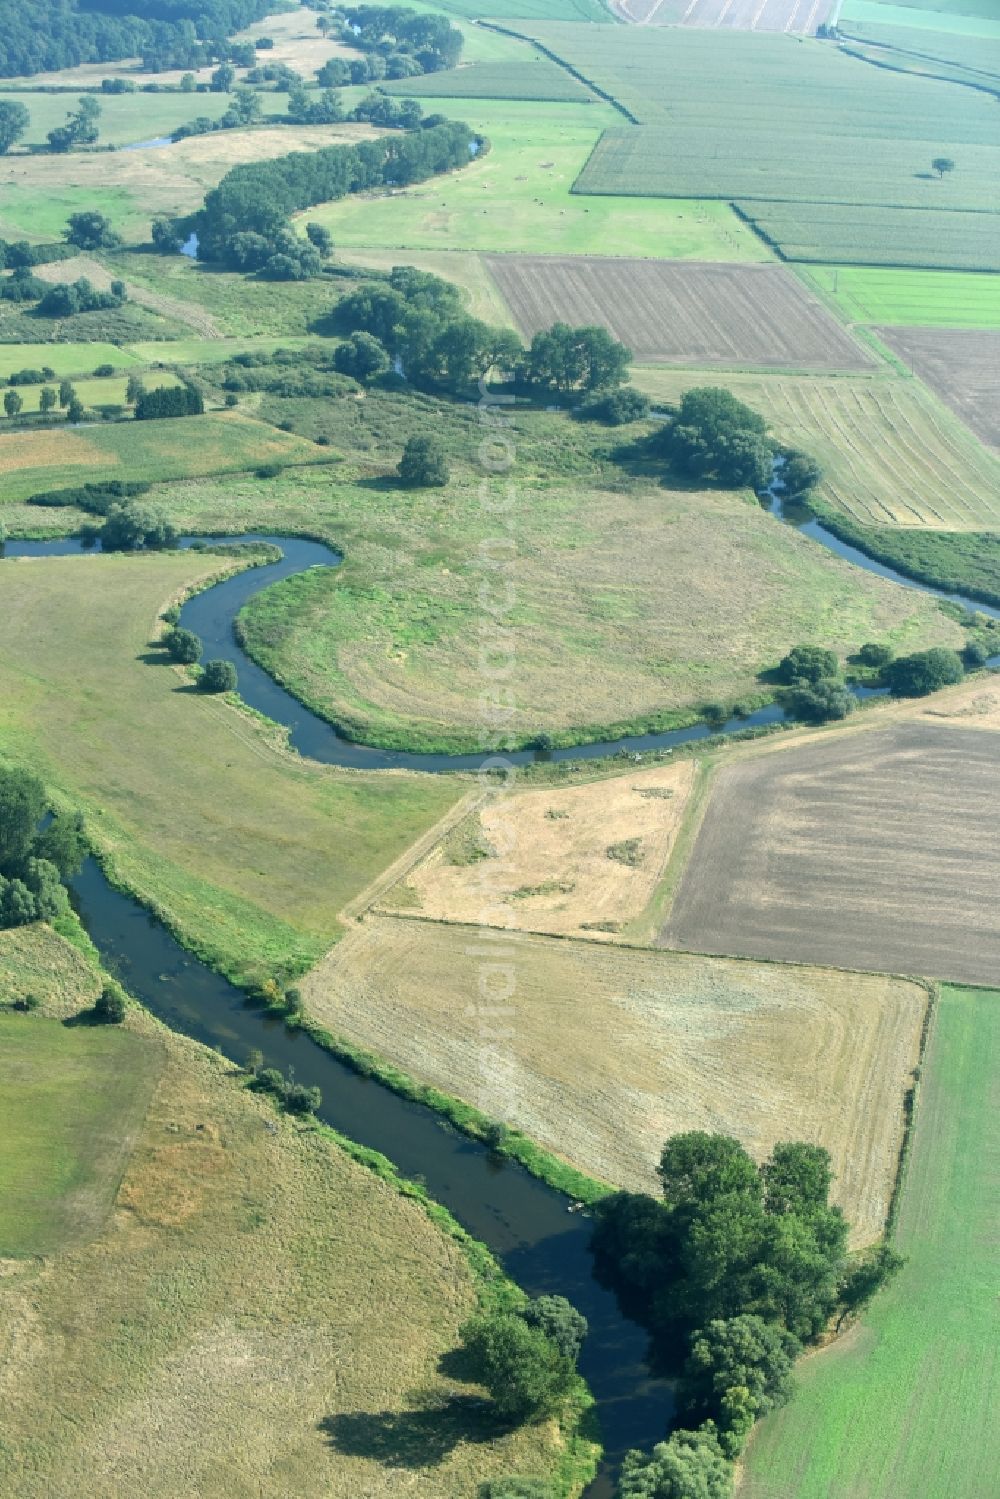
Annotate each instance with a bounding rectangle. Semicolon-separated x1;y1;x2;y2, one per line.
739;985;1000;1499
803;266;1000;327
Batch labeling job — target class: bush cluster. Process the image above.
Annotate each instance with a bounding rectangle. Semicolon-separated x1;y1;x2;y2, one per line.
250;1063;321;1115
0;767;86;932
654;387;776;491
459;1293;588;1426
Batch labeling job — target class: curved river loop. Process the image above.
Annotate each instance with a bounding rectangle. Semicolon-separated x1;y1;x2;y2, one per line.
4;482;998;1496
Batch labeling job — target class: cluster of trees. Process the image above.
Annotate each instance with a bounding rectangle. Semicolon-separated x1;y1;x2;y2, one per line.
775;644;855;724
47;95;101;152
0;236;74;269
37;276;127;318
249;1060;320;1114
0;0;274;80
195;115;479;268
0;766;86;932
163;624;239;692
459;1294;588;1425
655;387;777;491
80;497;178;551
172;84;263;139
0;100;29;154
135;383;204;419
775;638;977;721
0;268;47;304
336;5;463;77
594;1131;902;1496
521;322;631;394
65;210;122;252
29;478;151;512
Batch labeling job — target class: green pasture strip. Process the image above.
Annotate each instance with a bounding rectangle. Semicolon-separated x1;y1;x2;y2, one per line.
0;1013;162;1258
801;266;1000;327
739;984;1000;1499
383;57;597;101
0;342;145;377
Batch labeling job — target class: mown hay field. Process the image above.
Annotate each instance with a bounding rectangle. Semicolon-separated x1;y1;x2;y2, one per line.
486;255;875;370
662;719;1000;985
738;983;1000;1499
632;366;1000;528
878;326;1000;449
802;265;1000;329
0;411;329;506
304;917;925;1245
620;0;838;31
0;553;461;986
381;759;696;939
234;473;961;753
0;929;563;1499
302;98;771;263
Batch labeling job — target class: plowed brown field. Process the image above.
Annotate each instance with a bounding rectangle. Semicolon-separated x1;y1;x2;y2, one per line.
662;720;1000;984
304;918;925;1245
485;256;875;370
878;327;1000;451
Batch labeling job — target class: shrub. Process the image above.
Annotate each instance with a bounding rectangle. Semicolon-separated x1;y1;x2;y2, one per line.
398;433;449;487
12;992;41;1012
522;1295;588;1364
165;627;202;665
785;678;855;723
93;362;115;377
578;386;650;425
858;642;893;668
618;1423;732;1499
94;983;126;1024
963;638;990;668
200;659;238;694
776;644;839;685
459;1312;576;1425
885;648;964;697
284;1082;322;1114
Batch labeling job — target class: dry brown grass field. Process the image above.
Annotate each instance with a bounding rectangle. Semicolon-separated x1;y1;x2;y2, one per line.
878;327;1000;452
662;718;1000;984
0;928;561;1499
485;257;876;370
381;760;696;939
633;366;1000;528
304;917;924;1245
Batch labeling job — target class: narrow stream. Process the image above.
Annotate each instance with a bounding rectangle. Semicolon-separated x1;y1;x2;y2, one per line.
4;484;997;1493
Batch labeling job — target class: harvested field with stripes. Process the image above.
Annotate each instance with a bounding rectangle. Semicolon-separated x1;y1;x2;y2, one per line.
633;367;1000;528
618;0;837;33
485;256;875;370
662;720;1000;985
878;327;1000;451
304;916;925;1245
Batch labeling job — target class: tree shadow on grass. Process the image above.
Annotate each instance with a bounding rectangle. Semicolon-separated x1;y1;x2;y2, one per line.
319;1391;500;1470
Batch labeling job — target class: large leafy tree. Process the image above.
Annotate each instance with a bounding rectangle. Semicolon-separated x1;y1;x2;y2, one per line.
0;100;29;154
617;1423;732;1499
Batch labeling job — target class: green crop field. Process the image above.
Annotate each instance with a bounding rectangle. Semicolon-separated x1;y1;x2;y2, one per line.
0;1011;162;1257
837;20;1000;91
738;984;1000;1499
383;56;597;101
737;201;1000;273
0;411;331;506
0;551;461;985
842;0;1000;29
302;98;770;262
633;367;1000;528
802;266;1000;327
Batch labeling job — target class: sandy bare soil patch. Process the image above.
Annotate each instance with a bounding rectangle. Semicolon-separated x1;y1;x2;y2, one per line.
663;719;1000;984
486;256;875;370
878;327;1000;451
380;760;695;938
619;0;836;33
305;919;924;1244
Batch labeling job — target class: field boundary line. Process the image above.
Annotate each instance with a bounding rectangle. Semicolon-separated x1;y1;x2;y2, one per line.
478;21;641;123
339;786;486;924
883;979;937;1240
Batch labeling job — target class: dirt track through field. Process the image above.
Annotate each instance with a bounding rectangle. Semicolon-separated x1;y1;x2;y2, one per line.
486;256;875;370
878;327;1000;451
663;721;1000;984
619;0;837;32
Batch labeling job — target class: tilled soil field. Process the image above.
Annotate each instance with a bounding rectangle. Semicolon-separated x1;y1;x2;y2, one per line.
620;0;837;32
304;917;925;1245
878;327;1000;451
662;720;1000;984
485;255;876;370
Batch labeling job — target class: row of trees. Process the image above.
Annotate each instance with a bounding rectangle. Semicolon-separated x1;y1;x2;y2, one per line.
195;115;480;267
774;639;976;723
0;766;86;931
594;1132;902;1495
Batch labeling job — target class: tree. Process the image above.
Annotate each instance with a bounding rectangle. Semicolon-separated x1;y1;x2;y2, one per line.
776;644;839;686
39;386;57;414
459;1312;576;1424
0;766;46;874
125;373;145;405
200;659;238;693
65;210;120;251
522;1295;588;1364
931;157;955;179
33;810;86;878
679;1316;797;1457
100;501;178;552
885;647;964;697
94;983;126;1024
617;1424;732;1499
151;217;181;254
334;331;391;384
781;452;822;495
657;386;774;490
858;642;893;669
58;379;74;408
66;396;85;424
180;72;197;92
4;390;22;417
836;1243;904;1329
785;678;855;723
658;1132;762;1212
963;637;990;668
398;433;449;487
165;627;202;665
211;63;236;93
305;221;333;257
47;96;100;152
0;100;29;155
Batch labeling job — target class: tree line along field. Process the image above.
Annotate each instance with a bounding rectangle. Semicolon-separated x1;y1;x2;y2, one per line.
618;0;839;32
301;98;769;263
0;930;562;1499
877;326;1000;449
738;983;1000;1499
305;915;925;1246
0;411;331;507
0;370;182;416
801;266;1000;329
485;255;876;370
632;366;1000;528
661;719;1000;986
0;552;462;987
836;17;1000;92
